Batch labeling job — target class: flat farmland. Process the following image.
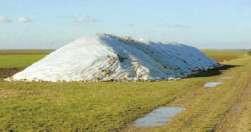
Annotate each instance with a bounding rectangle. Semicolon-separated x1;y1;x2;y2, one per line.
0;49;250;132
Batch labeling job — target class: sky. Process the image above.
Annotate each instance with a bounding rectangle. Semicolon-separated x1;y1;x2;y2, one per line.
0;0;251;49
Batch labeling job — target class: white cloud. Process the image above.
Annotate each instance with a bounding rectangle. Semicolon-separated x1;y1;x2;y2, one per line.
74;16;100;24
0;16;12;23
18;17;32;23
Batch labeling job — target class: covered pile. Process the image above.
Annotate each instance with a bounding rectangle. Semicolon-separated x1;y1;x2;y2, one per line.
8;34;218;82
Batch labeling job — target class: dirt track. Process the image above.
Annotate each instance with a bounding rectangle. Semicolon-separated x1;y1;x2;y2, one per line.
123;57;251;132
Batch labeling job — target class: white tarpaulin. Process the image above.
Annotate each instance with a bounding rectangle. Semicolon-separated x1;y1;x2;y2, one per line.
8;34;218;82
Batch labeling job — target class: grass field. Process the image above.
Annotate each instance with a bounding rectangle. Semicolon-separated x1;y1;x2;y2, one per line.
0;50;250;132
203;49;247;62
0;49;50;69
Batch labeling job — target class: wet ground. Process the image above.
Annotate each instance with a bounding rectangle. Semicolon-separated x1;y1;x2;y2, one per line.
204;82;223;88
133;106;184;128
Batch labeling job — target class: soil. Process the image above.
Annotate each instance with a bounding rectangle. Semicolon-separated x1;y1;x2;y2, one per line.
0;68;20;78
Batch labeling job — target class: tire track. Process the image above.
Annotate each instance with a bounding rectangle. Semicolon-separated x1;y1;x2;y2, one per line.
214;73;251;132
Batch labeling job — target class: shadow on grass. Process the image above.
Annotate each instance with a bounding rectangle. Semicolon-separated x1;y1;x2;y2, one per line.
188;64;240;78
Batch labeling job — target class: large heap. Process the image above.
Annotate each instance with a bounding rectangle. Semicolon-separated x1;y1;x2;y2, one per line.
8;34;218;82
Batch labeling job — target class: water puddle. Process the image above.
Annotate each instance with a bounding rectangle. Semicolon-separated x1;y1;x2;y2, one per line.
204;82;222;88
133;106;184;128
220;76;233;80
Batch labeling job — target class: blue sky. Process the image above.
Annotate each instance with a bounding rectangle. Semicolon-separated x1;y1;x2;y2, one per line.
0;0;251;49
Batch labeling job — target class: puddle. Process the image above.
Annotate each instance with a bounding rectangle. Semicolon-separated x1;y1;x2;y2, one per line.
204;82;222;88
220;76;233;80
133;107;184;128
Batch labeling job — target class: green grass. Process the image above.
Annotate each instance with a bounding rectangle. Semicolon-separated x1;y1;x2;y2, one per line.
0;79;209;131
203;49;246;62
0;49;52;55
0;49;251;131
0;49;50;69
0;54;46;69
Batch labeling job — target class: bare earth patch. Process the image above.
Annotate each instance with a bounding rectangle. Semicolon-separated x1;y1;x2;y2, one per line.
0;68;20;79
